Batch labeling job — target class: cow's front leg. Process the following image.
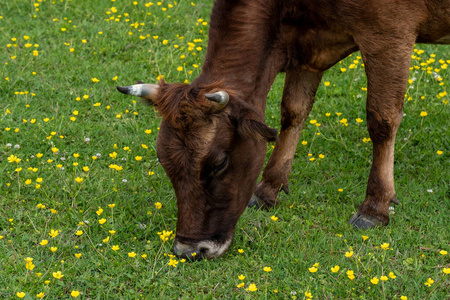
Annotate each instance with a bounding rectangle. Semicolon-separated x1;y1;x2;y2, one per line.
349;40;414;229
250;70;323;208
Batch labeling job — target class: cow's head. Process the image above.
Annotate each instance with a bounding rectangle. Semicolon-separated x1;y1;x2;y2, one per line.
117;81;277;259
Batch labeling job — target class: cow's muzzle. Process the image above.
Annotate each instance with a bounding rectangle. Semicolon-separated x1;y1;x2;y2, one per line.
173;236;232;260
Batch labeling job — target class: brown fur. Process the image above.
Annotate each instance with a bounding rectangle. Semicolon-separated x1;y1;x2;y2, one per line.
125;0;449;258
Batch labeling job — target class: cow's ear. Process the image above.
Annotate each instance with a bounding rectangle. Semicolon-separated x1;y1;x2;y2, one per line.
237;118;278;142
229;100;278;142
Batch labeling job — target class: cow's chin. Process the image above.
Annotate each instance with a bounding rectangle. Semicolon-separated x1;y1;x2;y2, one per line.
173;237;233;260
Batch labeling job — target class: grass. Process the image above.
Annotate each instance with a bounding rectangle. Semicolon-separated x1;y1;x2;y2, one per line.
0;0;449;299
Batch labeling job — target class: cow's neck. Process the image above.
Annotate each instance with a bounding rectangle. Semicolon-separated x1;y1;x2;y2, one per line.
191;0;284;116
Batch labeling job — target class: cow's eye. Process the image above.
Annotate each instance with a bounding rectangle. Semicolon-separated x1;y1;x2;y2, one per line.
212;156;228;174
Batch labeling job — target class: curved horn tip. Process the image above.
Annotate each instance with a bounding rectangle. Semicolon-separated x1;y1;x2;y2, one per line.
205;91;230;108
116;86;131;95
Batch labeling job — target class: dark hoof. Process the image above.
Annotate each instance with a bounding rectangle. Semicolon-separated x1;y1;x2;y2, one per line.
248;194;262;209
390;195;400;205
348;212;384;229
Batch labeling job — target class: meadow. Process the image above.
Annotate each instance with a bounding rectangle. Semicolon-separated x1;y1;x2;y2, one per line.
0;0;449;299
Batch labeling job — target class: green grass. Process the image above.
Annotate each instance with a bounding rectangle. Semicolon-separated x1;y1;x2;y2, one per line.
0;0;449;299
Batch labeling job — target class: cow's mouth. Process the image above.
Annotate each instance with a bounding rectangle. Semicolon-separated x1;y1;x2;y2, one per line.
173;236;232;260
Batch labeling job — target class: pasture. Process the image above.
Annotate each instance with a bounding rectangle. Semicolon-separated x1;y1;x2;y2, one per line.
0;0;449;298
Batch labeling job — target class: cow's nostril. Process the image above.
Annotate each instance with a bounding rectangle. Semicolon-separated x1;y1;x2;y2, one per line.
199;247;208;254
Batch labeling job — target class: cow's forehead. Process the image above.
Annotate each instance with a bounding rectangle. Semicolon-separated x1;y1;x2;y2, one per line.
158;117;221;177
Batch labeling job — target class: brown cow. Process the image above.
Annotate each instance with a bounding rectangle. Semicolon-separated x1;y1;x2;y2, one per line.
117;0;450;259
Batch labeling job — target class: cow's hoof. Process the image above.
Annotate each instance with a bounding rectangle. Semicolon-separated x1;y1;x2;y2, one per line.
248;194;263;209
348;212;384;229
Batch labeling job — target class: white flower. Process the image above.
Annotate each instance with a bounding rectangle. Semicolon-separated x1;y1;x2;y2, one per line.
14;144;20;149
6;143;12;148
427;189;433;193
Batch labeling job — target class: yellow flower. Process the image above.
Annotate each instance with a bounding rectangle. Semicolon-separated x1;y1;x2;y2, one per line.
236;282;244;288
50;247;57;252
109;230;116;235
75;253;82;259
48;229;59;238
82;166;89;172
370;277;379;285
443;268;450;274
96;207;104;215
247;283;257;292
40;239;48;246
356;118;363;123
75;177;83;183
108;204;116;208
37;292;45;299
338;188;343;192
380;275;388;281
75;230;83;236
141;254;147;259
331;265;340;273
263;267;272;272
91;78;100;83
436;150;443;155
112;245;120;251
270;215;278;221
238;275;245;280
324;81;330;87
128;252;137;257
420;111;428;117
71;290;80;298
157;230;173;242
424;278;434;287
400;296;408;300
168;258;179;267
345;251;353;258
346;270;355;280
135;156;142;161
388;272;397;279
52;271;64;279
362;235;369;241
26;261;35;270
380;243;390;250
145;129;152;134
99;218;107;225
238;249;244;253
16;292;26;298
439;250;447;255
7;155;20;163
308;267;318;273
155;202;162;209
305;291;313;299
177;66;183;72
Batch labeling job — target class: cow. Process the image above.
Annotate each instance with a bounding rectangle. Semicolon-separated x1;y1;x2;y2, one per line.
117;0;450;259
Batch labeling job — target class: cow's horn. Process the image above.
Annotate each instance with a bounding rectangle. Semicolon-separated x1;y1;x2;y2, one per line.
204;91;229;110
116;84;159;101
